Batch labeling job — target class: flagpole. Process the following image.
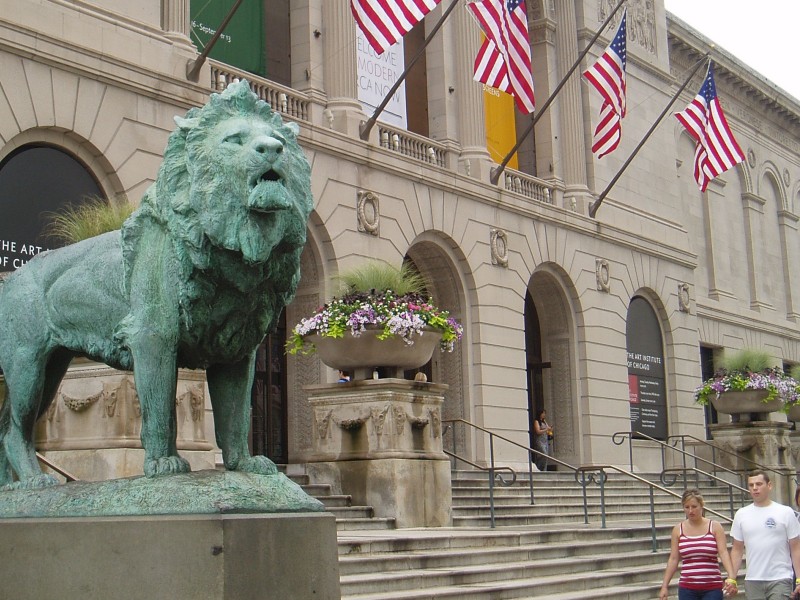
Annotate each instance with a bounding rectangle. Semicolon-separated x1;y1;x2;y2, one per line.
359;0;460;141
186;0;245;82
588;53;709;218
489;0;626;185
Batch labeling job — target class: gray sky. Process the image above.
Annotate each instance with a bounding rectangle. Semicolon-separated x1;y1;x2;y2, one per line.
664;0;800;101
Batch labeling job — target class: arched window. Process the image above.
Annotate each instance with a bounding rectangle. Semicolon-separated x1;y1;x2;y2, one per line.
0;145;102;272
626;296;667;439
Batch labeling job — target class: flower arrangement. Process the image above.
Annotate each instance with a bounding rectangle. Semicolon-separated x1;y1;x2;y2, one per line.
287;261;463;355
693;348;800;412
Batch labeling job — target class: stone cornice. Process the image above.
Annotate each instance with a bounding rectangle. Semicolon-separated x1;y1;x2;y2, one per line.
667;14;800;132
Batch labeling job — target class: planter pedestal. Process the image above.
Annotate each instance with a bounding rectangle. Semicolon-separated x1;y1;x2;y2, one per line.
709;421;794;505
305;378;451;528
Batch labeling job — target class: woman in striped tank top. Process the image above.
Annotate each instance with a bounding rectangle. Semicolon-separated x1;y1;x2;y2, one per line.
659;489;738;599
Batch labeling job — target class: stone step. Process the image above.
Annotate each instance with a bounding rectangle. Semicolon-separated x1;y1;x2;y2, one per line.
339;534;667;575
336;517;397;531
340;557;668;599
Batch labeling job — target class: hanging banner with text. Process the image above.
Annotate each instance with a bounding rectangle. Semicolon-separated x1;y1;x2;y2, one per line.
356;28;407;129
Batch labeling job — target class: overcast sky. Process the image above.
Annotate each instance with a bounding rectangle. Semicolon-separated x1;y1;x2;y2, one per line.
664;0;800;101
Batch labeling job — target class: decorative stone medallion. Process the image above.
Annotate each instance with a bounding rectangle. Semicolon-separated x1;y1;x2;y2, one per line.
490;228;509;267
357;190;380;235
595;258;610;292
678;283;691;313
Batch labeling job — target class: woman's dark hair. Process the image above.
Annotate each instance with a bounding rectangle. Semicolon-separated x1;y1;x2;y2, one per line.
795;485;800;508
536;409;546;422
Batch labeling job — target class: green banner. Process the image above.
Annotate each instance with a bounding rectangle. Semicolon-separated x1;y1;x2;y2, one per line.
190;0;265;77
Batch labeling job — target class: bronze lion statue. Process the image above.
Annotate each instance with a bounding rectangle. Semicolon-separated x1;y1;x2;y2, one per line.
0;81;313;488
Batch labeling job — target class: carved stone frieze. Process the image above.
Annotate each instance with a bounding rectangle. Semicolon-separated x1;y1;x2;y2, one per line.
62;389;104;412
599;0;654;53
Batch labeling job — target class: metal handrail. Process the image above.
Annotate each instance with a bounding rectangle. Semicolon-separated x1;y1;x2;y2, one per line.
577;464;732;551
660;465;748;518
36;452;78;482
443;447;517;485
613;430;745;488
443;418;719;546
667;433;795;487
443;418;575;527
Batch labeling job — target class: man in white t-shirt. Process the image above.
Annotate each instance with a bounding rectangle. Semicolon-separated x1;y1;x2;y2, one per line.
730;470;800;600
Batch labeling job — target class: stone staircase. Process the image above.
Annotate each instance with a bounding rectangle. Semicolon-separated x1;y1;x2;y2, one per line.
296;469;743;599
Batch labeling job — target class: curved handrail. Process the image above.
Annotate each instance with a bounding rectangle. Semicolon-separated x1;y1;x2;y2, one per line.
613;430;744;485
443;448;517;486
443;418;576;527
578;464;733;526
667;433;793;485
660;465;747;518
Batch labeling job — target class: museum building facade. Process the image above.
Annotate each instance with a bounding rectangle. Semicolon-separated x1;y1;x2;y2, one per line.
1;0;799;478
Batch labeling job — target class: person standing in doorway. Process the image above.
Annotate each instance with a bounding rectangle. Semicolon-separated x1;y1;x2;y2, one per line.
659;489;738;599
729;470;800;600
533;409;552;472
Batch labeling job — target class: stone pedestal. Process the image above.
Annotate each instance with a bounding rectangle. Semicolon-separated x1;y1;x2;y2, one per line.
306;378;452;528
710;421;795;505
0;513;340;600
34;364;215;480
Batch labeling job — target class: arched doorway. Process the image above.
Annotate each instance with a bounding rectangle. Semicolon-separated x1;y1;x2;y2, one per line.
526;268;580;466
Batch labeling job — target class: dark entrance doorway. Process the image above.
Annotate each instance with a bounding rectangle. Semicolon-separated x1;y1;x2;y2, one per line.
525;291;550;450
250;311;288;464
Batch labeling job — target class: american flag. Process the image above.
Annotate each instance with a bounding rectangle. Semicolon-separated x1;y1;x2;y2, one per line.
467;0;535;114
675;62;745;192
583;10;627;158
351;0;442;55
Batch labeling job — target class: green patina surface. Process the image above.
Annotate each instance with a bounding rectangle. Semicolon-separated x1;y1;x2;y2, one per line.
0;470;324;518
0;81;315;513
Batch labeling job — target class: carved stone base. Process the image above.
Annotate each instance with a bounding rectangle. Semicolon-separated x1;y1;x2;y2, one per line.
308;458;451;528
306;378;452;527
709;421;795;505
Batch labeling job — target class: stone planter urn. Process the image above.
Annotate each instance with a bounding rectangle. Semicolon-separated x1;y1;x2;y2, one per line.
787;404;800;422
308;328;442;379
710;390;783;422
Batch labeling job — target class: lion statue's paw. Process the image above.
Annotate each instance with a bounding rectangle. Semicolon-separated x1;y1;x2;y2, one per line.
235;455;278;476
144;455;191;478
1;473;60;491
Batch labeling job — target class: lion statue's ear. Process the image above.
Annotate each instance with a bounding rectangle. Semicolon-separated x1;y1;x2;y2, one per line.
284;121;300;138
174;116;200;131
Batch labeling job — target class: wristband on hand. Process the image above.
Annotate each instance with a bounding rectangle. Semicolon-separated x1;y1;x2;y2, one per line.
795;577;800;585
725;578;737;587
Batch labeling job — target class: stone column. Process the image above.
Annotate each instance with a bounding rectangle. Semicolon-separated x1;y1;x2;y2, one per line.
778;210;800;320
453;6;491;180
741;192;772;311
322;0;366;137
554;1;591;211
161;0;194;48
